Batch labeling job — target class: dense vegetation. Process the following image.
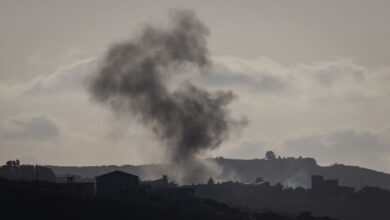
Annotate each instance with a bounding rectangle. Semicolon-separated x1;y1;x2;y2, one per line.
0;178;336;220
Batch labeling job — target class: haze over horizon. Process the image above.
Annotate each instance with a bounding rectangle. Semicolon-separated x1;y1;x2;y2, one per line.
1;0;390;174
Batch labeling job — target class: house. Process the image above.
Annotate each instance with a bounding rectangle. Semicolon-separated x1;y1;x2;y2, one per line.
311;175;338;190
141;175;193;200
96;170;139;196
143;175;177;189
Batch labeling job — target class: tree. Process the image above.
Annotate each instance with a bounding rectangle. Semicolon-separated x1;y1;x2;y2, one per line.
265;151;276;160
4;160;21;179
207;177;215;185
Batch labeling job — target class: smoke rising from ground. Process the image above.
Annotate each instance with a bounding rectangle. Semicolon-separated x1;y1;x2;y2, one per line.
89;10;244;184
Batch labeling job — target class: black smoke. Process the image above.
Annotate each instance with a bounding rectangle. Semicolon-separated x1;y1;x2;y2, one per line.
89;10;243;183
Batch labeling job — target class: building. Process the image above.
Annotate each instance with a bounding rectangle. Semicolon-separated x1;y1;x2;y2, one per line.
96;170;139;196
143;175;177;189
141;175;193;200
311;175;338;190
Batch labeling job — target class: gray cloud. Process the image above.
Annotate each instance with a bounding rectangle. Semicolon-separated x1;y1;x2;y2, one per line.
0;57;96;99
25;58;96;95
195;64;287;92
283;129;390;171
1;52;390;172
224;141;266;159
1;115;59;141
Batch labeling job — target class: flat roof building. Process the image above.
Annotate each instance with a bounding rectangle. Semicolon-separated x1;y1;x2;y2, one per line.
311;175;338;190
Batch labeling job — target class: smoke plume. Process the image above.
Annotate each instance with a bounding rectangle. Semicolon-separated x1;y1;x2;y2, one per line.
89;10;243;184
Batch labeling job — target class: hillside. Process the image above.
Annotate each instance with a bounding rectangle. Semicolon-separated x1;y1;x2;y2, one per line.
48;157;390;190
214;157;390;190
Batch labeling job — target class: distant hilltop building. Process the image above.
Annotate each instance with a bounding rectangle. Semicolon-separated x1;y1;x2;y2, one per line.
145;175;173;188
311;175;354;194
311;175;338;190
95;170;194;200
96;170;139;196
143;174;193;200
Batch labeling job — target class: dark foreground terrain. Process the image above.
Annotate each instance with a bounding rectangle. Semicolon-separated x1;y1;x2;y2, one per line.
195;180;390;220
0;178;335;220
3;159;390;219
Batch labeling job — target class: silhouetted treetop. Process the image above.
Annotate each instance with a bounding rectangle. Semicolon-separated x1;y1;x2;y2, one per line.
266;151;276;160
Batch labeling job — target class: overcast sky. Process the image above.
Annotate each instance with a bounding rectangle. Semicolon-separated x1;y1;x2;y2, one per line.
1;0;390;173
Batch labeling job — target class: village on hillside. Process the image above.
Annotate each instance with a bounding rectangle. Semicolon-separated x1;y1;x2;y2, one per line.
1;155;390;220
